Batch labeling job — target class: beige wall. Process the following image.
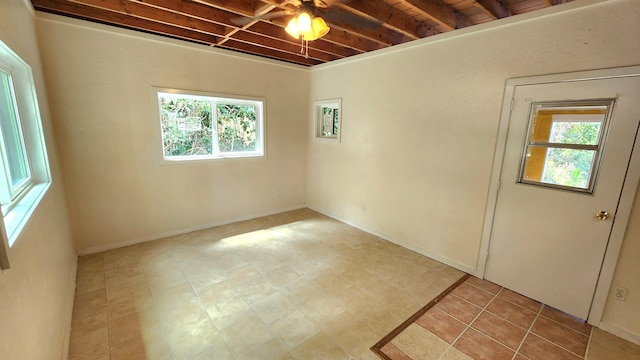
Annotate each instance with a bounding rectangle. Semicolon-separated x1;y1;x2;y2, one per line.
0;0;76;359
36;16;310;253
308;0;640;338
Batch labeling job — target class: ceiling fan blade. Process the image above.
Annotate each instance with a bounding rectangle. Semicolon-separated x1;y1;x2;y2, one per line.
321;9;382;30
231;10;292;27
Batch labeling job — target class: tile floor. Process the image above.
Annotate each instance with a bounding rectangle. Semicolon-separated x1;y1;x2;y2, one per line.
373;276;640;360
68;208;640;360
69;209;465;359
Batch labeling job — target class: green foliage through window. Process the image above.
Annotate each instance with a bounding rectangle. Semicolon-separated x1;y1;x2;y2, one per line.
542;121;602;188
157;91;263;159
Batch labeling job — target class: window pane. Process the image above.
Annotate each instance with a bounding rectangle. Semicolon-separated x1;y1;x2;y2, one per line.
548;121;601;145
158;94;213;157
540;148;596;189
217;104;257;153
0;71;30;192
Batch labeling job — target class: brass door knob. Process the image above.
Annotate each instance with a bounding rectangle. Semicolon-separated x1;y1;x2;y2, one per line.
595;211;609;220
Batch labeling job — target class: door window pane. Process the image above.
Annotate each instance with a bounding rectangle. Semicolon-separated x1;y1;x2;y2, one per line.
519;101;613;193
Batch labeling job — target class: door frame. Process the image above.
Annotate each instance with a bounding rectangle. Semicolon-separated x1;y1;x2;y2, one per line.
477;66;640;326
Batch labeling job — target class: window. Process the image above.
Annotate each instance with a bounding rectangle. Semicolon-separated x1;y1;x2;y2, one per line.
153;88;265;162
519;100;613;193
314;99;341;142
0;40;51;261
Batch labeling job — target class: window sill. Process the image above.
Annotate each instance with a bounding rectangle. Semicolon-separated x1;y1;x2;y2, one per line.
3;182;50;247
159;152;265;165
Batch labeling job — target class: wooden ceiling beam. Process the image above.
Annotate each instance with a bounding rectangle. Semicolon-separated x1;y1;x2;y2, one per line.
219;39;321;66
231;31;340;62
339;0;422;40
191;0;260;17
326;19;412;47
473;0;512;20
132;0;238;27
401;0;457;31
32;0;219;44
68;0;228;36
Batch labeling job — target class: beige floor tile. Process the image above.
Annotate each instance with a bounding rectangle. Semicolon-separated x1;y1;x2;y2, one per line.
269;310;321;349
234;278;280;304
68;327;109;360
391;323;450;360
152;282;198;310
251;291;297;323
144;266;188;293
73;287;107;314
289;331;349;360
219;313;275;357
321;311;377;353
75;269;106;296
225;263;265;285
235;338;294;360
165;317;222;359
587;328;640;360
77;254;104;273
106;273;149;300
208;251;248;271
265;266;303;288
191;340;234;360
182;265;226;290
278;278;321;305
105;262;144;285
110;327;172;360
155;299;209;330
71;303;108;337
108;307;162;346
204;294;254;330
197;279;239;305
108;287;154;320
299;294;346;323
347;335;382;360
104;250;138;271
353;304;408;337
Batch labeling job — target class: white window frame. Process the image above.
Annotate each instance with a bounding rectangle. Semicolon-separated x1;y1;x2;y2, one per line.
0;40;52;267
152;87;265;164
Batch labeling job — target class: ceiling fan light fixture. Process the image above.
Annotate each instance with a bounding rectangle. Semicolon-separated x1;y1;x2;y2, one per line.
285;11;330;41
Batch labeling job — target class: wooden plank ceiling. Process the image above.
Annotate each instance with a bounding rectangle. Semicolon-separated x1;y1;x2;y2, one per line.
31;0;572;66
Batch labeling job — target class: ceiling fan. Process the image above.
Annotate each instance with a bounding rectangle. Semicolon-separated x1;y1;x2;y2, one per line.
232;0;381;55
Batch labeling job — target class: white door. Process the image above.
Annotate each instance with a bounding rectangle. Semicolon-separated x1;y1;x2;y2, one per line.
484;74;640;320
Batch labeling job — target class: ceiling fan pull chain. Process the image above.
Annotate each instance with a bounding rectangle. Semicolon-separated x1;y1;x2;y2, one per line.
305;40;309;58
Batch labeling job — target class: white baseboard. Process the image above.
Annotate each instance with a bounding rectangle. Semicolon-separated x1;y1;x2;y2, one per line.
598;321;640;345
307;205;477;276
60;253;77;360
77;205;306;255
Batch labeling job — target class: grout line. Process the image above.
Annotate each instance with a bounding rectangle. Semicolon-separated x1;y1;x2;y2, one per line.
445;286;511;359
511;302;544;360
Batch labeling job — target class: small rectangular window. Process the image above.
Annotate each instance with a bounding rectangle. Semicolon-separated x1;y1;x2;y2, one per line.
519;100;614;193
153;88;264;162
